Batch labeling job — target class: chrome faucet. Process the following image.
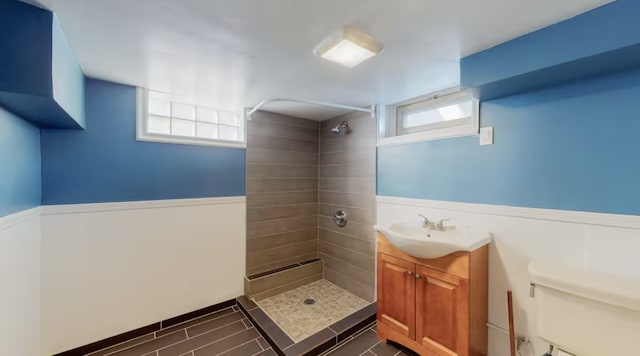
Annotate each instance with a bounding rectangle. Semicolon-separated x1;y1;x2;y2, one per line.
418;214;451;231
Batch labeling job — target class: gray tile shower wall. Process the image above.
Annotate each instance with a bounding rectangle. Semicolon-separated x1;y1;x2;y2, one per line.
319;112;377;302
247;111;320;276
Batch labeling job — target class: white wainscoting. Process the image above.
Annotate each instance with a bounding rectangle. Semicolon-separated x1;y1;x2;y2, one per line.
0;208;42;356
40;197;246;355
376;196;640;356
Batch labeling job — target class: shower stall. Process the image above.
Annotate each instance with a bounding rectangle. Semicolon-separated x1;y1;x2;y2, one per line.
241;104;377;353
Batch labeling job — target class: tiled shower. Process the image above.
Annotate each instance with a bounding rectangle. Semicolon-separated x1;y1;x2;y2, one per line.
243;109;377;348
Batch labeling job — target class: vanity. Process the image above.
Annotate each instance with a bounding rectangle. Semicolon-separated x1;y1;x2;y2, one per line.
375;221;491;356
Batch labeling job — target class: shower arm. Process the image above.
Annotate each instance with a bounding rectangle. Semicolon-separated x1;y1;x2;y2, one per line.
245;98;377;120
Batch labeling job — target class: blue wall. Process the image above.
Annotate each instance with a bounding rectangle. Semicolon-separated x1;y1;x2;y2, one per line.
461;0;640;101
0;0;85;129
0;107;41;217
41;79;246;205
378;67;640;215
52;15;85;128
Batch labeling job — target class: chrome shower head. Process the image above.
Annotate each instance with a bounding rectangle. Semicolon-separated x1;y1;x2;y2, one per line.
332;121;349;134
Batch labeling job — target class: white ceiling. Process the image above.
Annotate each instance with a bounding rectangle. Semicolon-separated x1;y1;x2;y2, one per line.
40;0;611;120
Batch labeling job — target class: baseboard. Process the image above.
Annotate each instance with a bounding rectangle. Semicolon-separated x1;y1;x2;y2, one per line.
52;298;237;356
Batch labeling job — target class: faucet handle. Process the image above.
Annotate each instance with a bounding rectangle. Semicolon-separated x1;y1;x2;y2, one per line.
436;218;451;230
418;214;431;228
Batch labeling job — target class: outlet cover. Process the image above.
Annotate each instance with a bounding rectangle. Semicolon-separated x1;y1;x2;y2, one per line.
479;126;494;145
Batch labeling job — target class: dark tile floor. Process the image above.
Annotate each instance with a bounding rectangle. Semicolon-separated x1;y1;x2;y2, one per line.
86;304;416;356
86;305;276;356
321;325;418;356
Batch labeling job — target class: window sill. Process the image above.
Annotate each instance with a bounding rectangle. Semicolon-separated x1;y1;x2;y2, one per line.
136;132;246;149
377;125;478;147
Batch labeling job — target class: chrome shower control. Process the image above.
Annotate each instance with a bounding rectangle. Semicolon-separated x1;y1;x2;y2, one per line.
333;210;347;227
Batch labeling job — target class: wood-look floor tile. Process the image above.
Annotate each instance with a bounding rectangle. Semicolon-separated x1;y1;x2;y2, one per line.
218;340;262;356
110;330;187;356
323;329;379;355
256;337;270;350
156;307;236;337
370;341;405;356
186;312;244;338
192;328;260;356
158;320;246;356
254;349;277;356
86;333;155;356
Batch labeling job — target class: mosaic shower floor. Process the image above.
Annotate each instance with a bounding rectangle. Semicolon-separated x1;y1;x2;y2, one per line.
254;279;369;342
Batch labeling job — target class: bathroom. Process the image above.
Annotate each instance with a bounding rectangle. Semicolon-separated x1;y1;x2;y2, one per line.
1;0;639;355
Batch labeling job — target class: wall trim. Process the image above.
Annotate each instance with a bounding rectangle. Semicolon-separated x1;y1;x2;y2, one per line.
41;196;246;215
0;207;41;232
376;196;640;229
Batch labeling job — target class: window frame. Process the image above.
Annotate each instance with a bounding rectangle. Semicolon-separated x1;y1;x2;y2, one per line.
377;88;479;146
136;88;247;149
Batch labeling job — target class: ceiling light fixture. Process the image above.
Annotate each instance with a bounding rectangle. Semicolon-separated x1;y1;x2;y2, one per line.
313;26;383;68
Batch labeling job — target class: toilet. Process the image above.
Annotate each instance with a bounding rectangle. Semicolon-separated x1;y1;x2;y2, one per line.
529;261;640;356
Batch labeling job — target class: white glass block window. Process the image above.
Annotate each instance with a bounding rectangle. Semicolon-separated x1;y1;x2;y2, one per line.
136;89;245;148
378;88;479;145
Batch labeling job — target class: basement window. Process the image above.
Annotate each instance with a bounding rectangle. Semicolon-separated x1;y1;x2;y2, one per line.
136;88;245;148
377;88;479;145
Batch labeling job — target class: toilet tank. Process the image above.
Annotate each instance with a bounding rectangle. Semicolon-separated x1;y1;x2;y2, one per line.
529;261;640;356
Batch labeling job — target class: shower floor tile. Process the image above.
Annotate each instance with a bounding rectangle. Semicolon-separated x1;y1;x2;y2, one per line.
255;279;369;343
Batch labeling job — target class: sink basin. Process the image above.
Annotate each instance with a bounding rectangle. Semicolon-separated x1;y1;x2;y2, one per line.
374;223;492;259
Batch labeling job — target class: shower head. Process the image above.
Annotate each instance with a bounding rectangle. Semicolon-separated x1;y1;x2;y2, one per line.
331;121;349;134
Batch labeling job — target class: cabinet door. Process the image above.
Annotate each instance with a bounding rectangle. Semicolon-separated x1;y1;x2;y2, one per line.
377;253;416;339
415;265;469;356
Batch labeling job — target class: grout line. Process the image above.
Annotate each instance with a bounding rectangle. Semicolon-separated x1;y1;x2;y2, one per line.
320;240;375;258
251;347;272;356
318;227;375;244
247;227;318;240
247;214;318;226
153;329;189;354
256;337;266;351
215;338;257;356
183;327;257;355
248;239;317;253
92;332;157;356
157;306;237;334
186;316;248;339
248;202;319;209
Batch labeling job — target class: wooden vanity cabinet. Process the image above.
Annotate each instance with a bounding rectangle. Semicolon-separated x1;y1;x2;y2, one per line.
376;233;488;356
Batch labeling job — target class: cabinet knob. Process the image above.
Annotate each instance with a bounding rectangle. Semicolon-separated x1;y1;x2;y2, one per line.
407;271;414;276
415;274;422;279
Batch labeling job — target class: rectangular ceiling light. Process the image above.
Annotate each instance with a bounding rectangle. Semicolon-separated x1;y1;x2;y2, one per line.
313;26;383;68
